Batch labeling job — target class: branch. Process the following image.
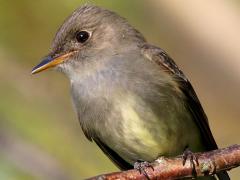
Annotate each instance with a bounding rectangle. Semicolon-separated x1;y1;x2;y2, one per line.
88;145;240;180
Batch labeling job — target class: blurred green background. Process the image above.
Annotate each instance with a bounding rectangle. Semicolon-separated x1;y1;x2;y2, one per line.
0;0;239;179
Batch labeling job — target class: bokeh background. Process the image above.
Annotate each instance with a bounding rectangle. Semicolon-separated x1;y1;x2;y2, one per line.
0;0;239;179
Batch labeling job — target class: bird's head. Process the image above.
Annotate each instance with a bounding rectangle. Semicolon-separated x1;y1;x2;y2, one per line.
32;5;145;76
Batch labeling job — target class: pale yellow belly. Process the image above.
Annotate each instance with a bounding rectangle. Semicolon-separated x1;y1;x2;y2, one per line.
103;94;204;164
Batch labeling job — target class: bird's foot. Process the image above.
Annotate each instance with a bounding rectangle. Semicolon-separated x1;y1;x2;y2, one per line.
134;160;154;180
182;147;199;177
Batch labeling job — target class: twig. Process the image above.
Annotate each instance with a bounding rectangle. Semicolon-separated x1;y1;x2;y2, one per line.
88;144;240;180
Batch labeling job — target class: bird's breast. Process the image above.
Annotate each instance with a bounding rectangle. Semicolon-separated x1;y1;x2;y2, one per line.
70;57;204;164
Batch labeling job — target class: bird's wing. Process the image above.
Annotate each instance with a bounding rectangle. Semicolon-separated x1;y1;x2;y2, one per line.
141;44;218;150
94;138;133;170
142;44;230;180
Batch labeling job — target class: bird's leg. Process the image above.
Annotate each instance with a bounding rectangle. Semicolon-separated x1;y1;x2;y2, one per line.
134;159;154;180
182;147;199;177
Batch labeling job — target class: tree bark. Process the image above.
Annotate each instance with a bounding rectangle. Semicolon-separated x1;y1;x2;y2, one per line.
88;145;240;180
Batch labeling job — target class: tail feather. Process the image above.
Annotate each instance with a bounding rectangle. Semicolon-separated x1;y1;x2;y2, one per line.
217;171;230;180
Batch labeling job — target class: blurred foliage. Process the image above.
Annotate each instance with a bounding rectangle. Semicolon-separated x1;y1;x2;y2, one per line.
0;0;239;179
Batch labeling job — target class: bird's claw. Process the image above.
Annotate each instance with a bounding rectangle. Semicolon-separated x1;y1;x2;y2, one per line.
182;148;199;177
134;160;154;180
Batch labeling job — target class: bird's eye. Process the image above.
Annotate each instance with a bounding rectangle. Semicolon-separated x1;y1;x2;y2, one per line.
76;31;90;43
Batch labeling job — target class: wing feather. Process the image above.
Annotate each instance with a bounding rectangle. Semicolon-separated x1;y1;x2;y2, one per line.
142;44;230;180
141;44;217;149
94;138;132;170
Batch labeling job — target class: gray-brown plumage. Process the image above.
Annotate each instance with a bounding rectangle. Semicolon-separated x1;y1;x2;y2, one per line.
32;5;230;180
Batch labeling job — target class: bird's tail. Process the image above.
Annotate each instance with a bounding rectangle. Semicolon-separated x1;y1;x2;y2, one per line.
217;171;230;180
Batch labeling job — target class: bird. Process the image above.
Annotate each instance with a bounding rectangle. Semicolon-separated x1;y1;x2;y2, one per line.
32;5;230;180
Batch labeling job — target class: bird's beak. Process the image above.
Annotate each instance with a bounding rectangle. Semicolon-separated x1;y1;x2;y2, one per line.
31;51;76;74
